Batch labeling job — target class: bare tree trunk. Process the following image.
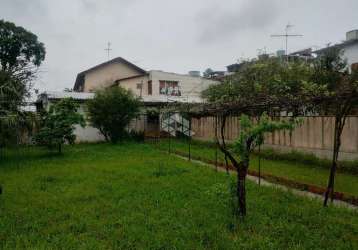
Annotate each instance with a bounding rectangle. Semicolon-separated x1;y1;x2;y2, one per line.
58;143;62;154
237;163;248;216
215;114;248;216
324;112;347;206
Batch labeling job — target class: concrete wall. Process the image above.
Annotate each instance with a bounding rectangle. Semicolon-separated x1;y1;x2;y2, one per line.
74;125;105;143
72;103;105;143
84;62;142;92
191;116;358;161
118;75;150;96
74;109;150;143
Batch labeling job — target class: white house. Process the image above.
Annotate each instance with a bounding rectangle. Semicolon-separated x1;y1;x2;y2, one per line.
38;57;219;142
73;57;218;102
314;29;358;70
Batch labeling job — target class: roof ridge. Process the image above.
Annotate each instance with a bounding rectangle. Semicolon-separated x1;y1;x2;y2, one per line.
73;57;147;91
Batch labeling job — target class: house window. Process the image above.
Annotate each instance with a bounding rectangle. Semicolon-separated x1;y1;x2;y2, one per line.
148;81;152;95
159;80;181;96
136;83;142;89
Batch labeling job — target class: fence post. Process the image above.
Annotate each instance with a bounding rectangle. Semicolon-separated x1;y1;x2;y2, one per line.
258;145;261;186
215;116;218;171
168;112;171;154
188;115;191;161
158;107;161;146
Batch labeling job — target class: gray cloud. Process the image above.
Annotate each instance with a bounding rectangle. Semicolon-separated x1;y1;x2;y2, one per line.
196;1;280;43
1;0;357;93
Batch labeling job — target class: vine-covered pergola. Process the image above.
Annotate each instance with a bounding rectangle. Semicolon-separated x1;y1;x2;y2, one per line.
151;87;358;216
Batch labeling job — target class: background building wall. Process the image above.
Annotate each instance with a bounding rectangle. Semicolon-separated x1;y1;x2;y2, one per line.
149;70;218;98
118;75;149;97
84;62;142;92
344;43;358;69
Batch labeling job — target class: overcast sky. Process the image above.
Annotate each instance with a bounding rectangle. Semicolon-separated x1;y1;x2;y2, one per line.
1;0;358;91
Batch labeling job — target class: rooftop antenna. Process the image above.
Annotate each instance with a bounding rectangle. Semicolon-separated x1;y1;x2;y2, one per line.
271;23;303;61
105;42;112;61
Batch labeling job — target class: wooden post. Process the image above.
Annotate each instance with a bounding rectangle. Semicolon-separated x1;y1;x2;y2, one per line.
258;145;261;186
158;107;161;146
215;116;218;171
168;112;171;154
188;115;191;161
143;114;146;141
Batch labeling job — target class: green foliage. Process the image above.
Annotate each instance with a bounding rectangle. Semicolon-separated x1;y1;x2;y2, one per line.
0;20;45;146
202;58;312;215
0;19;45;71
35;98;85;153
156;138;358;195
0;111;36;146
234;113;300;164
257;148;358;175
128;130;145;142
309;48;358;205
202;58;314;114
87;87;140;143
0;143;357;249
309;47;358;113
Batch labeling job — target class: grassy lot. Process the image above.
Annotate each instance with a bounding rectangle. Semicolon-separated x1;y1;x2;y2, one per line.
154;139;358;196
0;143;357;249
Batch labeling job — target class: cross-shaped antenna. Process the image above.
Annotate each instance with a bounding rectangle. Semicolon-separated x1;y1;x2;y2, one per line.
105;42;112;61
271;23;303;60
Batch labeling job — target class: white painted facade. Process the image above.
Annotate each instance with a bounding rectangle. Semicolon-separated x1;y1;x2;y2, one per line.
343;43;358;69
38;58;219;143
116;70;219;103
73;124;105;143
74;57;219;103
147;70;218;100
314;30;358;71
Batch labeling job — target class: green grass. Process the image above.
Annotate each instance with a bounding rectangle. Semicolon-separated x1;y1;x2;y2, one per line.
0;143;357;249
154;139;358;196
257;148;358;175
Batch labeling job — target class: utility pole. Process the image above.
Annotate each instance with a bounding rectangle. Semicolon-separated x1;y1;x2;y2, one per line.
271;23;303;61
104;42;112;61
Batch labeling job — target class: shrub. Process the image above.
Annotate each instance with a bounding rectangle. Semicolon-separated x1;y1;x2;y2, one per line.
87;87;140;144
35;98;85;153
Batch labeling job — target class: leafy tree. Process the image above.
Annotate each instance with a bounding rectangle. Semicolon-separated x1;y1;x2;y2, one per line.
87;87;140;143
202;58;310;216
0;20;45;195
310;48;358;206
0;20;45;145
35;98;85;154
0;70;25;145
217;114;299;216
0;19;45;73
